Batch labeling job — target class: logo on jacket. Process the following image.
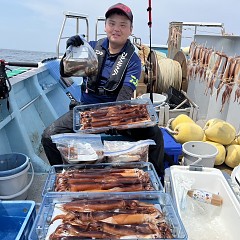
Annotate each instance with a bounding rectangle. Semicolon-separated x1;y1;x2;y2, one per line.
130;75;138;87
112;52;128;76
95;50;103;55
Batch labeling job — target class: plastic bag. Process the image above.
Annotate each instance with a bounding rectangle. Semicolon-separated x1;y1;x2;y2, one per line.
63;37;98;77
51;133;103;163
103;139;156;163
175;174;194;210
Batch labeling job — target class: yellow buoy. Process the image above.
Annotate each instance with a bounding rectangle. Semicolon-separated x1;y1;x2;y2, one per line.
173;122;204;144
225;145;240;168
204;120;236;145
205;141;226;165
171;114;195;130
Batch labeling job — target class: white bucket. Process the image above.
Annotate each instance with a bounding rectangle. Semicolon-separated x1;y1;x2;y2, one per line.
139;93;167;106
0;162;34;200
182;141;218;167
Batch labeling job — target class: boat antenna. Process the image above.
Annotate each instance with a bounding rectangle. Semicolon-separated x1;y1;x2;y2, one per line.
147;0;153;103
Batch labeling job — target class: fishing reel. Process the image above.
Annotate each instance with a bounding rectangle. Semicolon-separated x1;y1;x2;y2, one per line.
144;50;159;93
0;60;39;100
0;60;11;99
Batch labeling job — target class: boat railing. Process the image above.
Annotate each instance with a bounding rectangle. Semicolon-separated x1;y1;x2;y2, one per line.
56;11;89;58
95;16;106;41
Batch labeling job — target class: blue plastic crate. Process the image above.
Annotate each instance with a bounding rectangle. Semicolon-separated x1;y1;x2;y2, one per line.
0;200;36;240
160;128;182;168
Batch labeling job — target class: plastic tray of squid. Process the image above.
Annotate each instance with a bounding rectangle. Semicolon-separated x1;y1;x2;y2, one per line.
73;99;159;133
42;162;163;196
30;192;187;240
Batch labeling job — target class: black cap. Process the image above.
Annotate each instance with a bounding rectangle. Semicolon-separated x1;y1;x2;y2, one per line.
105;3;133;22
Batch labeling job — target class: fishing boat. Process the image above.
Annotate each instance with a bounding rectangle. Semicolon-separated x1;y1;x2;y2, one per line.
1;10;240;240
0;13;237;168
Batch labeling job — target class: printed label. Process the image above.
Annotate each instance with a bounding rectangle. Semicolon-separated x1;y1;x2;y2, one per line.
191;189;213;204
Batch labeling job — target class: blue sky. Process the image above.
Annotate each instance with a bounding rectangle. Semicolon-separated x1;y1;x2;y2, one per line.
1;0;239;53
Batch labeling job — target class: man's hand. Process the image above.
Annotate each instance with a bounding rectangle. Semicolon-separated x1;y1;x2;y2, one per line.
69;100;81;110
116;85;134;101
66;35;84;49
105;129;119;136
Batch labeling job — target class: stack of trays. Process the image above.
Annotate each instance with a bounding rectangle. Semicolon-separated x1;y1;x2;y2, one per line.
28;100;188;239
29;162;187;239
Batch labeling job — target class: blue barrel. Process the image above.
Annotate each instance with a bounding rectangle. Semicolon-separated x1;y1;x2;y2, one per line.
0;153;29;177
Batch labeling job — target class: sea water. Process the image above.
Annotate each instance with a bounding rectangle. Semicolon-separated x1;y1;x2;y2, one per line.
0;48;56;64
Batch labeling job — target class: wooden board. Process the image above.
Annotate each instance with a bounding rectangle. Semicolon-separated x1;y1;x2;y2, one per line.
173;51;188;92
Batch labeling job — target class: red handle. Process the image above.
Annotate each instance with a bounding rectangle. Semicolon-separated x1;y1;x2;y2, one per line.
148;0;152;28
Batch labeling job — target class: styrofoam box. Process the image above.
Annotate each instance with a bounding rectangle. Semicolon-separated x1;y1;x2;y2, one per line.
42;162;163;196
29;191;187;240
170;166;240;240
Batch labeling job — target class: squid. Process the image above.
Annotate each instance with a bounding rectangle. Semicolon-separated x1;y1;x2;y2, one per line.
80;104;151;130
206;54;227;95
234;85;240;102
50;237;92;240
55;169;152;192
83;183;153;192
101;212;165;225
56;177;152;192
216;56;240;111
84;221;161;236
51;209;164;225
57;168;144;177
61;199;155;212
65;175;149;184
49;199;174;239
49;223;118;239
49;223;171;239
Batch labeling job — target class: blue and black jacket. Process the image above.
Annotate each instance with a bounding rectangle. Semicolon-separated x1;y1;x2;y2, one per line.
81;38;141;104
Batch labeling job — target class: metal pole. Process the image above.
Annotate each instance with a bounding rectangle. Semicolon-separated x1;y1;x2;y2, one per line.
147;0;153;103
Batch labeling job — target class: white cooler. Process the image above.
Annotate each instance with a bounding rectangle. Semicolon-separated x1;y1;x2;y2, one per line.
165;165;240;240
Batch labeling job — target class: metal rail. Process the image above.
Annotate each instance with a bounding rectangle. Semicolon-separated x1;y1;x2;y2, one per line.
95;16;106;41
56;11;89;58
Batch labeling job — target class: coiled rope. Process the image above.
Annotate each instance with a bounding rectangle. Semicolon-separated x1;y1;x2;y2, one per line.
137;45;183;93
156;58;182;93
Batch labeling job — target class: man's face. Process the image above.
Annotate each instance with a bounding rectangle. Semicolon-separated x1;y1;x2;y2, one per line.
105;13;132;46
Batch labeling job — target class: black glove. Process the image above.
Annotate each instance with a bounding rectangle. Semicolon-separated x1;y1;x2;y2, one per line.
116;85;134;101
69;100;81;110
105;129;119;136
66;35;84;49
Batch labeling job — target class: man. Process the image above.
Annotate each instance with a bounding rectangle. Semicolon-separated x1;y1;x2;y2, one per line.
41;3;164;178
